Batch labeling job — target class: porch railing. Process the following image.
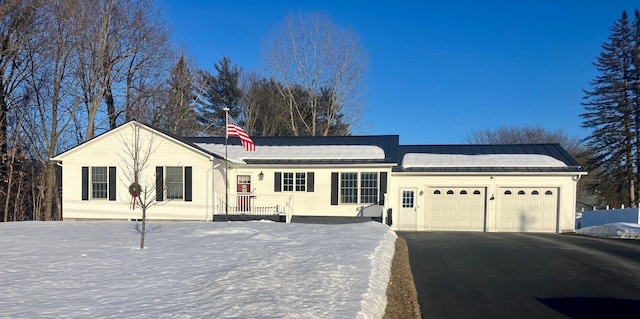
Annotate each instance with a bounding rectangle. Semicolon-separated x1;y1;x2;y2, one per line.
215;194;293;217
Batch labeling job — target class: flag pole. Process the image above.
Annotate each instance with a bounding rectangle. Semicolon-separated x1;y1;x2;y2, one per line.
223;107;229;221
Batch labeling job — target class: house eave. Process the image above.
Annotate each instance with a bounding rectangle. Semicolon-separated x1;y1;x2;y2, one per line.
392;167;587;175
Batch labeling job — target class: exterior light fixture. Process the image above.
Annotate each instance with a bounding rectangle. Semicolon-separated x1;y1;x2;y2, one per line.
258;171;264;180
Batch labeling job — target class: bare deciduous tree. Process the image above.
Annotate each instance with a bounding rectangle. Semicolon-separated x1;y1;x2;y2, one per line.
0;0;41;221
23;0;84;221
75;0;173;140
465;125;598;209
262;12;367;136
119;122;159;249
242;73;289;136
464;126;584;155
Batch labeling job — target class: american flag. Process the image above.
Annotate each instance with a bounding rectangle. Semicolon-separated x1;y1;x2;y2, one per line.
227;115;256;151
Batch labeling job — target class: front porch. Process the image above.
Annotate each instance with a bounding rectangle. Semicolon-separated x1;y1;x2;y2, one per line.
214;194;293;222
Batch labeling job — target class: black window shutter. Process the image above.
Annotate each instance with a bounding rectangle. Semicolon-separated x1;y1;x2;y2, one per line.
156;166;164;201
108;167;116;201
184;166;192;202
379;172;387;204
307;172;314;192
274;172;282;192
81;167;89;200
331;172;338;205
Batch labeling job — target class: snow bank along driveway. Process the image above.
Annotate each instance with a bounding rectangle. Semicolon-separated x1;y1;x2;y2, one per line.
0;221;397;319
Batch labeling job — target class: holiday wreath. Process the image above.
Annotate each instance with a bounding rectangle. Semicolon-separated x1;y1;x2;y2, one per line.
129;182;142;209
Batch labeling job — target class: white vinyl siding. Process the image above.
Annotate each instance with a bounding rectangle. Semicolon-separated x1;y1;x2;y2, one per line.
390;173;577;233
56;122;214;221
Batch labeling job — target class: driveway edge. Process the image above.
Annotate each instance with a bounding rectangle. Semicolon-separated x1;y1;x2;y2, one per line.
384;236;422;318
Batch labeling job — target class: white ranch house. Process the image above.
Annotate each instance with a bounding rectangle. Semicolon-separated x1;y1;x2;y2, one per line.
51;121;587;233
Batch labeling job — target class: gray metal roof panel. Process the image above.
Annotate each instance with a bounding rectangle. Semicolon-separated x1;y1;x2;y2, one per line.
184;135;401;163
396;143;584;171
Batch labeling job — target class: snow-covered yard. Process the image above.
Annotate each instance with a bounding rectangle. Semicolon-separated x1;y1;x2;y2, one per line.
0;221;397;318
575;222;640;239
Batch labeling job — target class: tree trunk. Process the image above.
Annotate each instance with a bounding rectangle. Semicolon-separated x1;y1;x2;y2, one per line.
40;162;56;221
105;78;117;129
140;207;146;249
3;148;13;222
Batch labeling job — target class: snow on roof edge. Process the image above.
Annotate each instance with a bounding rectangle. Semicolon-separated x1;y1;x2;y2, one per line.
402;153;568;168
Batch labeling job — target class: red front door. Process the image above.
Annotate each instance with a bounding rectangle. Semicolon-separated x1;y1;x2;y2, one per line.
237;175;251;212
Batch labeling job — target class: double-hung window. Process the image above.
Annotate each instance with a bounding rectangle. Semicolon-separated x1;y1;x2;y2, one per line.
165;166;184;199
155;166;192;202
359;172;378;204
333;172;384;205
283;172;294;191
82;166;116;201
91;167;108;199
276;172;312;192
340;172;358;203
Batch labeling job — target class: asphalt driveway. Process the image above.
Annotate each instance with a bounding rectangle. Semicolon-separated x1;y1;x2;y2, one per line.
400;232;640;318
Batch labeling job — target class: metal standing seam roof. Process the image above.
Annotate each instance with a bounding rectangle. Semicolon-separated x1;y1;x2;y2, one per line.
394;144;586;173
53;121;585;173
184;135;401;164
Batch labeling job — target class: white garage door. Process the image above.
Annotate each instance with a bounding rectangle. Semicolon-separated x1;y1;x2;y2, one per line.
426;187;485;231
497;188;558;232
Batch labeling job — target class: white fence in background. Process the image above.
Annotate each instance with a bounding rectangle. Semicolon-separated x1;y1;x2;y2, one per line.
576;206;640;229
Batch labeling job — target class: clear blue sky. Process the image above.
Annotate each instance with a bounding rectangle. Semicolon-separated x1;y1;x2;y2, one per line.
157;0;638;144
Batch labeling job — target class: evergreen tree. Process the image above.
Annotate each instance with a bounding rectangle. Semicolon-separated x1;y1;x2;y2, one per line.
195;57;243;135
155;55;199;136
582;11;638;207
243;77;352;136
243;76;290;136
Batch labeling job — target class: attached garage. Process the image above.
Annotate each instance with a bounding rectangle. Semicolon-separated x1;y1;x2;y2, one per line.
497;187;558;232
426;187;485;231
391;144;587;233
